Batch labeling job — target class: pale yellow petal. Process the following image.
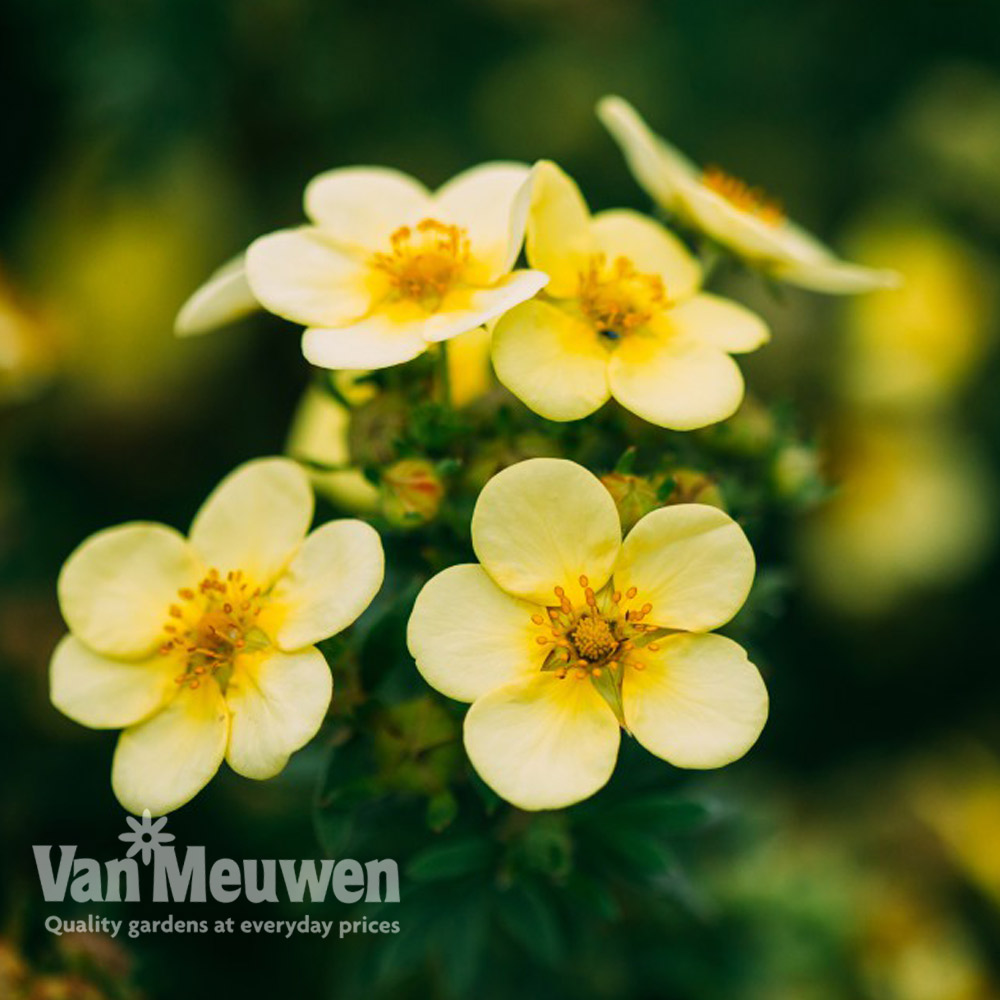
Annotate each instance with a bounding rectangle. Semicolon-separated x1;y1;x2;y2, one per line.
434;162;532;278
608;329;745;430
421;270;549;343
407;564;544;703
613;504;755;631
623;633;767;768
471;458;621;604
464;673;620;810
175;254;259;337
591;210;702;302
302;269;546;371
58;523;203;659
313;470;382;515
244;228;370;328
667;293;770;353
189;458;313;588
111;682;229;815
526;160;597;297
50;635;178;730
747;217;901;292
675;181;795;260
270;519;383;650
303;166;431;250
492;299;610;421
446;326;494;408
286;383;353;468
302;318;429;370
596;96;699;211
284;385;381;514
224;646;332;780
773;256;902;294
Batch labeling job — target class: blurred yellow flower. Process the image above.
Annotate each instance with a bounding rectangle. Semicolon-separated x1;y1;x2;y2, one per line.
906;747;1000;909
598;96;900;294
492;161;769;429
51;458;384;814
0;270;55;404
178;164;547;371
799;419;994;615
407;458;766;810
28;150;240;413
841;215;993;411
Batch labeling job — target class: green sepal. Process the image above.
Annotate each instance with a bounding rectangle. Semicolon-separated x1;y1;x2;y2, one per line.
590;665;628;730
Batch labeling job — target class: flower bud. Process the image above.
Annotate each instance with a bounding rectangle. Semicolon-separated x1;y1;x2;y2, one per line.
348;394;407;467
600;472;660;532
772;443;824;505
660;469;727;510
380;459;445;527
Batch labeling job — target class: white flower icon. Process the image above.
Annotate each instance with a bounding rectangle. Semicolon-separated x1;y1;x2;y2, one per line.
118;809;175;864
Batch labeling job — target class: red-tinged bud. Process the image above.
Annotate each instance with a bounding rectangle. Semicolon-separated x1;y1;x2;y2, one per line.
381;459;445;527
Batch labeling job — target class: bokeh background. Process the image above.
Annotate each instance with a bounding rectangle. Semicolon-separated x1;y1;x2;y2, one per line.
3;1;1000;997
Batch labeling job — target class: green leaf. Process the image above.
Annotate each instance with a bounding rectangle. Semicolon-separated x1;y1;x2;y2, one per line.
406;836;493;882
496;883;565;966
614;446;638;474
613;793;716;834
435;891;490;996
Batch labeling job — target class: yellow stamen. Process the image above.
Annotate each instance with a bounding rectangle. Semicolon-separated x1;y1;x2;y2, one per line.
702;165;783;225
371;219;470;311
161;568;268;691
577;253;666;342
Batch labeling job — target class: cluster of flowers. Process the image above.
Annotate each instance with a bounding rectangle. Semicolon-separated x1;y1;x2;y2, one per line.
51;98;896;815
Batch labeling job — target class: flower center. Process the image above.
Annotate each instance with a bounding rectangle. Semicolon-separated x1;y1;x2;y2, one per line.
160;569;270;691
371;218;470;311
531;576;659;681
570;615;618;662
577;254;666;342
701;165;783;226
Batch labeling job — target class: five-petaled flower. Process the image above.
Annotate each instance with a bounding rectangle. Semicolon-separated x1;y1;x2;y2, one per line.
176;164;548;372
407;458;768;811
51;458;384;815
597;96;900;295
491;161;770;430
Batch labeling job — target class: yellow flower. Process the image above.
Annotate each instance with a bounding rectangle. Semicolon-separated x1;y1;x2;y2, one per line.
407;458;767;810
597;96;900;295
0;268;55;404
51;458;384;815
491;161;769;429
176;164;547;370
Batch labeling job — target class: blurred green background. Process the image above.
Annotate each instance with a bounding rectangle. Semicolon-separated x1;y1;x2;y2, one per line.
3;1;1000;997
